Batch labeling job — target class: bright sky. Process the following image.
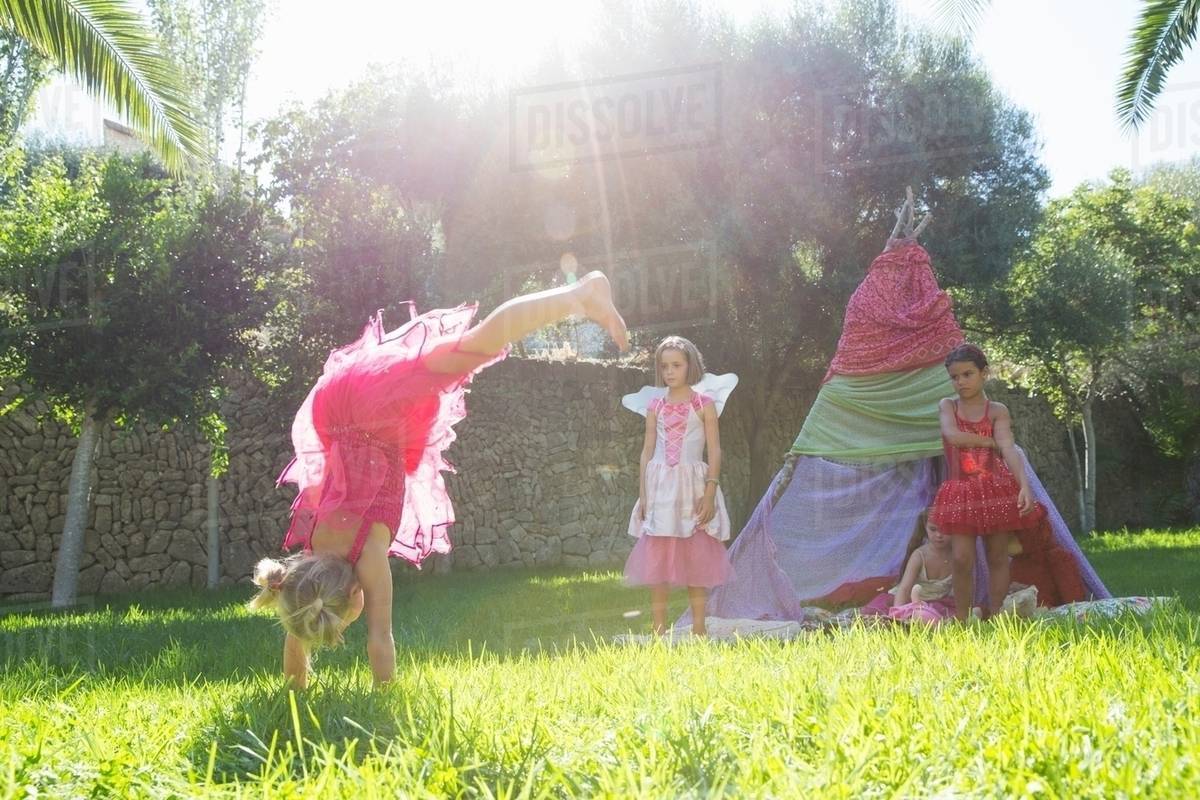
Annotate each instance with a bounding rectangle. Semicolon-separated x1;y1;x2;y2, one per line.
26;0;1200;197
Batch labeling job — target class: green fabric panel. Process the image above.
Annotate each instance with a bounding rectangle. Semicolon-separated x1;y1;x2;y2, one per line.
789;366;951;462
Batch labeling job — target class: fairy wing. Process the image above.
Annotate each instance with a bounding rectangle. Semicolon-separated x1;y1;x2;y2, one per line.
620;384;667;417
620;372;739;417
694;372;739;417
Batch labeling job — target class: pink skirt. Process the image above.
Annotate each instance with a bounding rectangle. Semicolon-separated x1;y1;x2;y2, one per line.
861;591;956;623
278;304;506;566
623;533;733;588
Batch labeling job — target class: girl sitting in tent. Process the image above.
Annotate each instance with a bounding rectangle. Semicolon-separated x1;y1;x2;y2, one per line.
860;510;955;622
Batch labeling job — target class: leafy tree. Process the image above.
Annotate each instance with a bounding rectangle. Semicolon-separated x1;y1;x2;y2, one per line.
0;149;270;604
995;170;1200;531
251;72;465;394
0;25;47;147
996;233;1135;534
442;0;1049;501
146;0;267;170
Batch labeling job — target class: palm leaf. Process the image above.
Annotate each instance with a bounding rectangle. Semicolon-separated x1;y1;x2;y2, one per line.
0;0;208;172
1117;0;1200;130
931;0;992;38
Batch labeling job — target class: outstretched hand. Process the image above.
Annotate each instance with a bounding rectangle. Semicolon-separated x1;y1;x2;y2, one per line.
885;186;932;251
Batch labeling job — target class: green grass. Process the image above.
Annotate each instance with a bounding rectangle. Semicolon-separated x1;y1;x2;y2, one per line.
1080;527;1200;610
1;529;1198;797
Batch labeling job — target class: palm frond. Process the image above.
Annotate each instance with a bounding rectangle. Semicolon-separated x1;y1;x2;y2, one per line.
1;0;208;172
931;0;992;39
1117;0;1200;130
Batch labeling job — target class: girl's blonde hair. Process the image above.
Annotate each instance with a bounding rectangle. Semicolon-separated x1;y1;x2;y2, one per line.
247;553;356;649
654;336;705;386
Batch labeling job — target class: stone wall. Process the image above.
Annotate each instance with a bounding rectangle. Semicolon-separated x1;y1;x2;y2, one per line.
0;361;1186;599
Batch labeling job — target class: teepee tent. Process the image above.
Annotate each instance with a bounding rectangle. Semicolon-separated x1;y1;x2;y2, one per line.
687;242;1109;624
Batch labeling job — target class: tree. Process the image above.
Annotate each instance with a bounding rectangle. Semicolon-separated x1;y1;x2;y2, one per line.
996;232;1136;534
1;0;206;170
995;169;1200;531
443;0;1048;503
0;148;270;605
935;0;1200;128
146;0;267;170
0;26;48;148
250;72;457;396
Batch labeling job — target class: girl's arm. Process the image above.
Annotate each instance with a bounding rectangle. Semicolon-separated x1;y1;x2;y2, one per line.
991;404;1035;514
694;402;722;525
283;633;309;688
939;398;995;449
355;536;396;686
893;549;924;607
638;409;657;519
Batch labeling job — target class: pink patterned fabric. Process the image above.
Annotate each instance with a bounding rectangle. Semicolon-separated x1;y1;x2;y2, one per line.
650;394;709;467
824;243;964;382
277;304;506;566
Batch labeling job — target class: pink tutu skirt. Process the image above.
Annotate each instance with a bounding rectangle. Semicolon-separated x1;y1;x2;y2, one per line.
861;591;956;623
278;303;506;566
623;533;733;588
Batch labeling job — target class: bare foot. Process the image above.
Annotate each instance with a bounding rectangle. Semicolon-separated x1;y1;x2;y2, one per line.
576;271;629;352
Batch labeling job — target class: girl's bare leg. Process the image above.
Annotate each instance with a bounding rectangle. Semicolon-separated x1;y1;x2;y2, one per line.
984;533;1012;615
651;585;670;635
425;271;628;374
951;534;976;621
687;587;708;636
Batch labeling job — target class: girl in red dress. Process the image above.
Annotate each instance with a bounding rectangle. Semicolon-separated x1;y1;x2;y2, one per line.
249;272;629;687
930;344;1045;620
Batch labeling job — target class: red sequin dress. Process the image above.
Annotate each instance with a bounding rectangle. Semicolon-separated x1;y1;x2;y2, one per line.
930;399;1045;536
277;304;506;566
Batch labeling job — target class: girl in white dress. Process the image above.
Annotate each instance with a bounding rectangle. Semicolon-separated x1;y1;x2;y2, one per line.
624;336;734;635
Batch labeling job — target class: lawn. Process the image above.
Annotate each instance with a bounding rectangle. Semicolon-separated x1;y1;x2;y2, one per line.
1;529;1197;797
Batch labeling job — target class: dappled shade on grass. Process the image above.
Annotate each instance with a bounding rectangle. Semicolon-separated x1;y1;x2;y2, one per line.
1;533;1197;795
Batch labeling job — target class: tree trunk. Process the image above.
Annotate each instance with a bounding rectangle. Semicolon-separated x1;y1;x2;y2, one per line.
51;412;100;607
1066;424;1086;533
206;474;220;589
1081;398;1098;534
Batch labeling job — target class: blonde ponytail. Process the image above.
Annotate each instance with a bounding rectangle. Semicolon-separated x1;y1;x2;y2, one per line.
248;557;287;611
247;552;357;649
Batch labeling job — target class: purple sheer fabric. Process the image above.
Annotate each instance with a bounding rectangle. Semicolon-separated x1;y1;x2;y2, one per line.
1021;449;1110;601
677;450;1108;628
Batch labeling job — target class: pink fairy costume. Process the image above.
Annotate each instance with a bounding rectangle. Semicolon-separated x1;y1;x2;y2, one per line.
622;375;737;588
277;304;506;566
